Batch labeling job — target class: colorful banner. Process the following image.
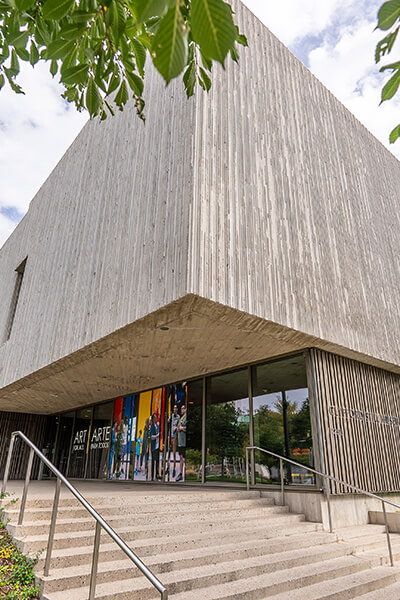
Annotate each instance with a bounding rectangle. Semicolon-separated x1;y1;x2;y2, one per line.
135;391;152;480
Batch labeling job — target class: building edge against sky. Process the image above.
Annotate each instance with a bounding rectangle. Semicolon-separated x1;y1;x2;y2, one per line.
0;0;399;519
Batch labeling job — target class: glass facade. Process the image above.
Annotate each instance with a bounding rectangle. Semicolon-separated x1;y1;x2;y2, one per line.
252;355;314;485
48;352;313;487
206;368;249;483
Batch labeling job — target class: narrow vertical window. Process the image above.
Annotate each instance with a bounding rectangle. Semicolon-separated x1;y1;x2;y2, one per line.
5;257;27;341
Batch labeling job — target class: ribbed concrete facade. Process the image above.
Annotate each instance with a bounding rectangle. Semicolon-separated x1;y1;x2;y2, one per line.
189;1;400;370
0;67;195;398
0;1;399;414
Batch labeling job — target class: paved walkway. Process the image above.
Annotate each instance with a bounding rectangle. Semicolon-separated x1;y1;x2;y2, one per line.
0;479;245;499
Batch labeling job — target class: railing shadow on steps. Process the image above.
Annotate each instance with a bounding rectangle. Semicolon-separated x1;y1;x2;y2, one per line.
246;445;400;569
1;431;168;600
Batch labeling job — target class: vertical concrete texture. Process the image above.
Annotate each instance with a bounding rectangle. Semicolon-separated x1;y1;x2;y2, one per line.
0;0;399;396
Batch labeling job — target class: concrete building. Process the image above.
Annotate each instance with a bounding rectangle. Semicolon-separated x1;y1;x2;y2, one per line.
0;0;399;524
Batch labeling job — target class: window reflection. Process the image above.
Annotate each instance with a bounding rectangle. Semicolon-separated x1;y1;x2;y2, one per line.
185;379;203;482
206;368;249;483
50;353;314;487
252;354;314;485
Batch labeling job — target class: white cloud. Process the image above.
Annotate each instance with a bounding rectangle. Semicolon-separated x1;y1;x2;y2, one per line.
0;212;15;248
242;0;367;46
0;61;87;247
308;18;400;158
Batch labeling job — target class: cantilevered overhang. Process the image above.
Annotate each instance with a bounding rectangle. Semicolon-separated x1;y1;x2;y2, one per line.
0;294;399;414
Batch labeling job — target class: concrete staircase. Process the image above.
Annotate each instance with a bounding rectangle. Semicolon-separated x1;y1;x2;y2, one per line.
3;487;400;599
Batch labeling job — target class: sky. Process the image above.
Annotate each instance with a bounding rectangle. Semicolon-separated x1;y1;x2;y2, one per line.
0;0;399;248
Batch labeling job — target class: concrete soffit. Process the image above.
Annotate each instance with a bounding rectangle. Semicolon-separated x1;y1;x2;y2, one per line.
0;293;399;415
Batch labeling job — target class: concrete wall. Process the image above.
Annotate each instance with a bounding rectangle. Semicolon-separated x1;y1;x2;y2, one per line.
262;489;400;529
189;0;400;371
0;0;399;399
0;66;195;391
261;490;323;524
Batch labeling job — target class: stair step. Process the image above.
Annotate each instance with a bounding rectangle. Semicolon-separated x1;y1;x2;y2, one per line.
6;487;400;600
6;504;288;531
18;519;321;553
5;489;262;510
36;529;337;570
352;579;400;599
4;496;275;521
38;538;354;593
263;565;398;599
41;554;374;600
13;511;305;540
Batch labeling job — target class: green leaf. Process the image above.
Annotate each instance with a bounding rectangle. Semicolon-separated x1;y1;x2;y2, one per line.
237;33;248;47
375;28;399;63
0;46;10;66
201;52;212;71
7;29;29;48
131;38;146;76
15;0;34;10
62;85;78;102
115;78;129;109
50;58;58;76
105;98;115;115
377;0;400;30
29;40;39;65
86;75;102;115
126;70;143;96
107;71;120;94
0;73;4;89
42;0;75;22
134;0;168;25
84;47;95;61
94;49;105;85
9;78;24;93
59;23;86;40
61;63;89;85
105;0;126;45
389;123;400;142
15;47;30;61
44;38;76;59
183;59;195;97
191;0;237;64
35;17;52;45
70;10;97;23
10;48;19;75
199;66;211;91
380;61;400;101
152;1;188;82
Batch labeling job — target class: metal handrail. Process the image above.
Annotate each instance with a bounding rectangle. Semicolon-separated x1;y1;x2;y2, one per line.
1;431;168;600
246;445;400;567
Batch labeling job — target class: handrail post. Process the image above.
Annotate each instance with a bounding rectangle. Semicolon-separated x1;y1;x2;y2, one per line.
246;447;249;491
280;458;284;506
44;477;61;577
325;479;333;533
2;431;167;599
382;500;394;566
1;433;16;496
88;520;101;600
18;447;34;525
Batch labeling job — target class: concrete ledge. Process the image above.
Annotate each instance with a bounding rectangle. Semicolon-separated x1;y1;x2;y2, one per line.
369;510;400;532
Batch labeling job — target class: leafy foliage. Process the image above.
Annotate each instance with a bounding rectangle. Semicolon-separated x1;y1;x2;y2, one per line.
0;521;39;599
0;0;247;121
376;0;400;143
